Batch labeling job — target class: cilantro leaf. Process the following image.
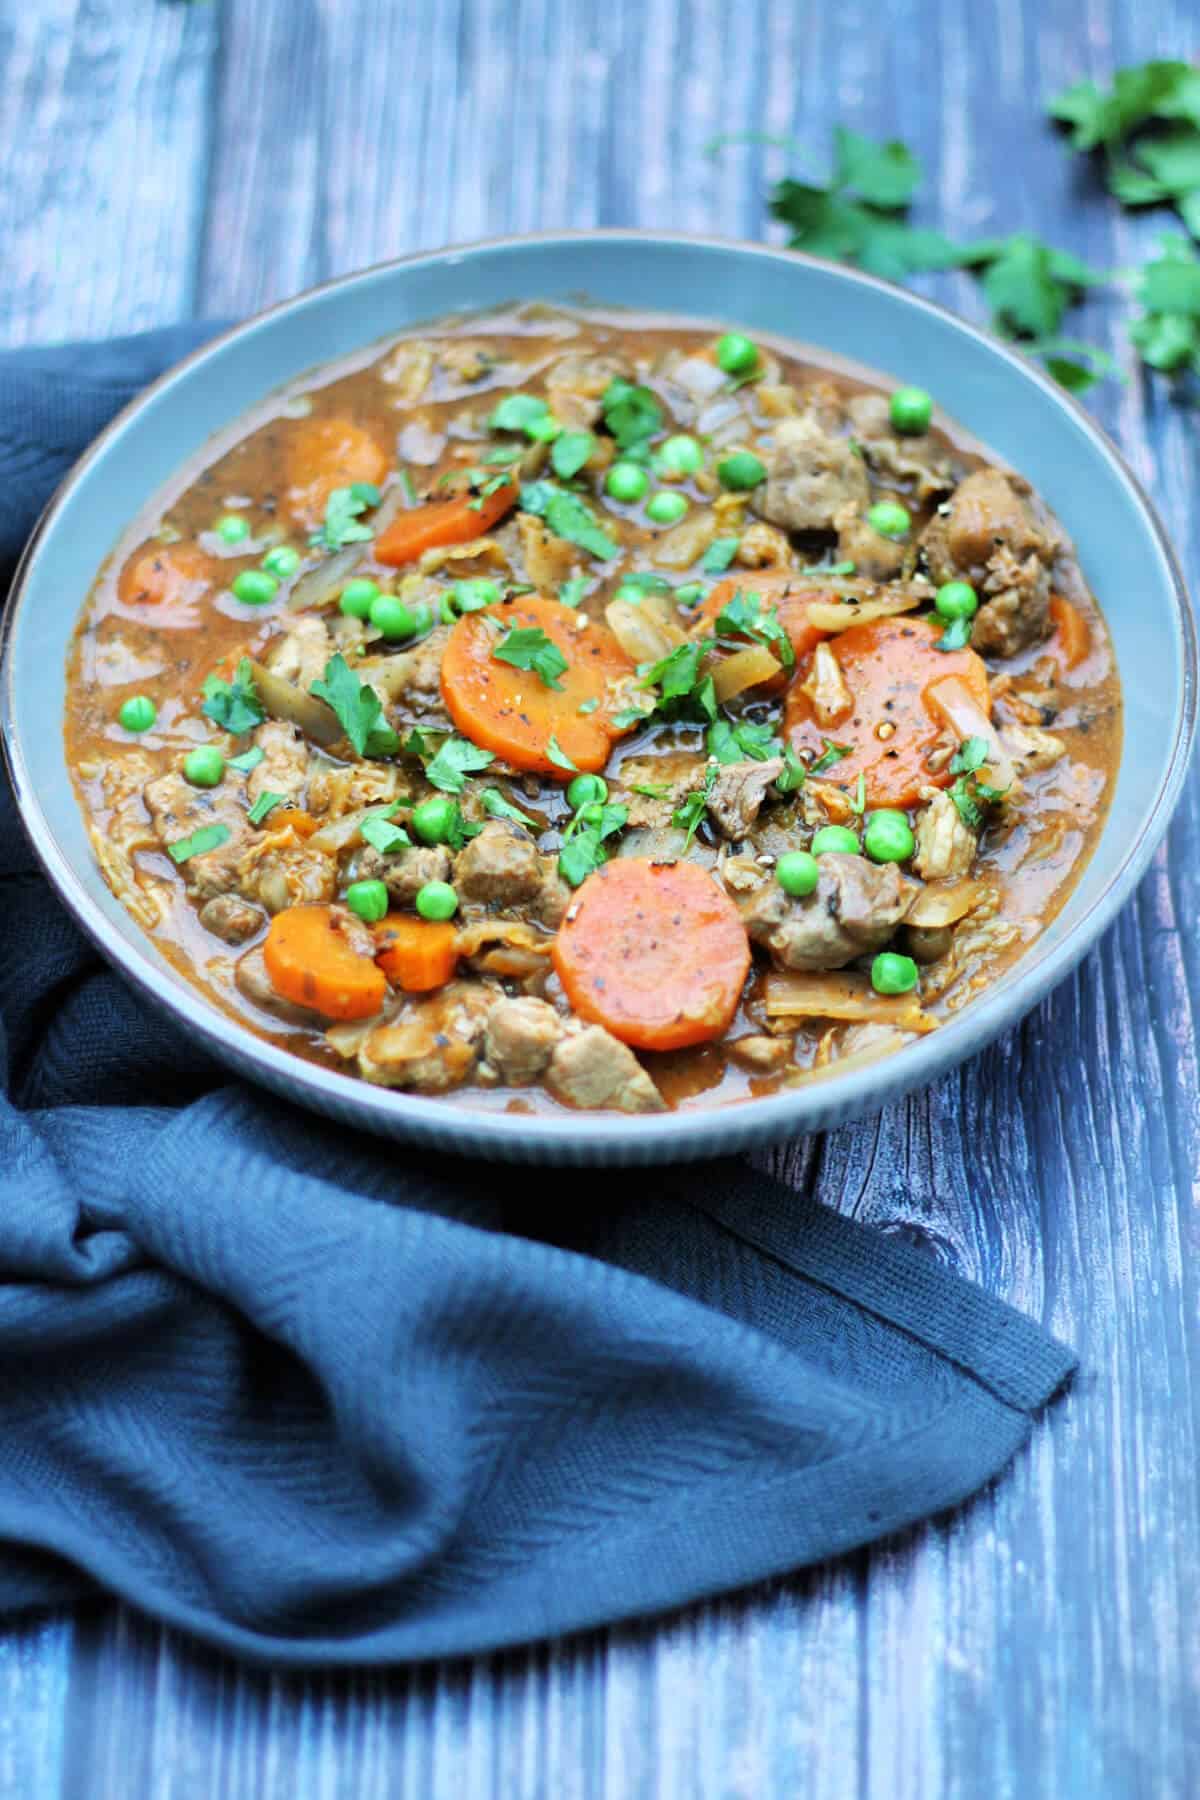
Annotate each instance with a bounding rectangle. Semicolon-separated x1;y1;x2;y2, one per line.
201;657;263;735
360;811;412;855
546;734;577;772
492;625;569;689
309;482;381;551
167;822;232;865
550;430;596;479
702;537;740;573
424;736;495;793
247;791;285;826
310;653;399;757
481;788;540;828
601;378;663;450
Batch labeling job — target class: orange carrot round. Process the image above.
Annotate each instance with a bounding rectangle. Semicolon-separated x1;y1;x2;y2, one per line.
263;904;387;1020
374;475;518;566
118;540;215;608
1048;593;1090;670
693;573;833;695
374;917;459;992
440;594;635;777
784;616;990;808
552;858;751;1051
286;416;389;529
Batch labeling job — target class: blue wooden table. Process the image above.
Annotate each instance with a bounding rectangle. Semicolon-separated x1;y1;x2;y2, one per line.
1;1;1197;1792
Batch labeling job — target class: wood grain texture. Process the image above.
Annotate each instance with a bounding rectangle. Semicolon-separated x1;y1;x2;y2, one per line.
0;0;1198;1794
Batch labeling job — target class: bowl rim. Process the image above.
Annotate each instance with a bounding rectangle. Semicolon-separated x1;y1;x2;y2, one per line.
2;227;1196;1160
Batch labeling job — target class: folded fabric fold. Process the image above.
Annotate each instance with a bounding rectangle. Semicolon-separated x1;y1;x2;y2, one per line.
0;326;1075;1666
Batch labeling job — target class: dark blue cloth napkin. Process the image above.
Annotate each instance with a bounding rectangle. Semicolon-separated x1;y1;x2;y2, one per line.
0;327;1075;1666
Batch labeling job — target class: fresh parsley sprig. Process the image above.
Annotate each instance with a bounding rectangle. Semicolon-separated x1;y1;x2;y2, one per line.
492;625;569;690
310;653;399;757
310;482;381;551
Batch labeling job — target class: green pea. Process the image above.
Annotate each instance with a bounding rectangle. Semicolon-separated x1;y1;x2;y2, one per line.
675;582;706;608
525;414;563;443
811;824;860;856
889;386;934;435
776;850;820;897
871;951;919;996
934;580;979;621
716;451;767;492
119;695;157;733
369;594;417;639
452;578;502;613
262;544;301;578
231;568;280;607
345;878;390;925
183;746;225;788
655;434;704;478
339;577;381;618
415;880;459;922
216;513;250;544
606;461;650;504
646;491;689;525
866;501;912;540
567;774;608;809
411;795;457;844
864;809;915;864
714;332;759;376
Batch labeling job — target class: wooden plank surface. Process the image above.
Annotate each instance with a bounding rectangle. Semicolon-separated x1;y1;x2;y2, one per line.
1;0;1198;1794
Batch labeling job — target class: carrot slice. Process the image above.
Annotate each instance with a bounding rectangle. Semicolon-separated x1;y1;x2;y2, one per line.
693;573;834;696
374;917;459;992
784;616;990;809
270;807;318;839
118;540;215;608
374;475;518;566
263;904;387;1020
286;416;389;529
552;858;751;1052
1048;593;1090;670
440;594;635;777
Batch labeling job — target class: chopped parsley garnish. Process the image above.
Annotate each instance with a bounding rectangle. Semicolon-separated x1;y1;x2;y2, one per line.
309;482;381;551
776;743;807;793
601;377;663;450
201;657;263;735
167;822;231;865
546;733;577;772
672;766;718;850
702;537;741;573
1129;236;1200;377
424;735;496;794
950;736;990;775
806;560;857;577
550;430;596;479
492;625;569;690
848;772;867;815
630;781;670;799
949;736;1009;829
629;640;719;726
809;740;852;775
310;653;399;757
489;393;549;432
559;577;589;608
481;788;540;828
557;800;628;888
482;444;526;465
247;791;286;826
227;745;265;773
714;589;796;669
706;717;780;763
577;697;600;715
519;482;618;559
614;571;673;596
935;615;974;652
360;810;412;855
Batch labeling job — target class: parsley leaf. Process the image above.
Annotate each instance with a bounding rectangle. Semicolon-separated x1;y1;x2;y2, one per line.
489;393;549;432
558;832;606;888
310;653;399;757
1129;236;1200;373
706;717;780;763
546;734;577;772
309;481;381;551
1048;61;1200;152
809;741;851;775
559;577;589;608
848;772;867;816
832;125;922;207
935;615;974;652
601;377;663;450
492;625;569;689
672;766;718;850
247;791;285;826
227;745;265;773
702;536;741;573
948;736;1010;829
201;657;263;735
545;490;618;560
715;589;796;669
167;822;232;864
775;743;807;794
950;735;991;775
550;430;596;479
962;233;1105;338
361;811;412;855
424;736;495;793
481;788;540;828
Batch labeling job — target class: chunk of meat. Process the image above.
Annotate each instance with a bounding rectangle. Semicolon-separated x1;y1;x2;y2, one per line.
238;834;338;913
845;393;955;500
752;413;869;534
453;821;566;925
144;771;249;901
735;852;917;971
706;758;783;841
365;625;452;710
797;640;853;729
517;511;581;589
198;893;264;944
615;752;707;832
265;615;333;691
358;982;495;1091
234;945;327;1027
911;790;978;882
833;501;908;581
919;468;1060;657
247;720;309;807
734;521;794;569
1000;723;1065;774
727;1034;793;1071
357;843;452;905
483;996;564;1084
545;350;631;429
546;1025;666;1114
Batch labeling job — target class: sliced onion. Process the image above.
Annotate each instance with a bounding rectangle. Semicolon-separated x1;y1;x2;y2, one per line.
805;588;926;633
711;643;781;702
924;675;1014;790
286;543;364;613
906;877;985;929
605;599;683;666
247;659;343;746
764;969;936;1033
